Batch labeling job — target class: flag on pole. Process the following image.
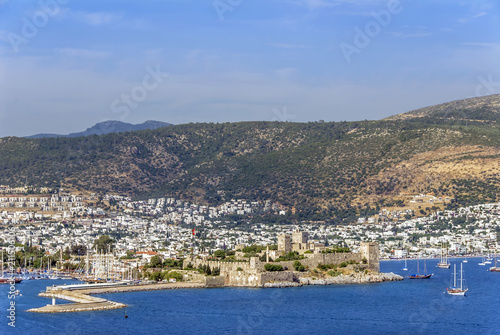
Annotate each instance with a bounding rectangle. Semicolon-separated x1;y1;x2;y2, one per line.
192;228;195;237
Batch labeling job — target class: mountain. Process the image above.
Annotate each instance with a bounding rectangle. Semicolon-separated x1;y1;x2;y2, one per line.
386;94;500;122
26;120;172;139
2;95;499;221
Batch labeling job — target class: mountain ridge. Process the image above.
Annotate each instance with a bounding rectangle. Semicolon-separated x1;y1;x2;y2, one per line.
386;94;500;122
26;120;172;139
2;95;499;221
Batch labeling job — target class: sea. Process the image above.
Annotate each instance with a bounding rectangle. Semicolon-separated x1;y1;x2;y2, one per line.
1;257;499;335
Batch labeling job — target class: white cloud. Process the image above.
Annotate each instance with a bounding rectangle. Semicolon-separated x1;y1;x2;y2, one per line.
69;11;121;26
473;12;488;18
462;42;500;48
84;12;119;25
56;48;111;59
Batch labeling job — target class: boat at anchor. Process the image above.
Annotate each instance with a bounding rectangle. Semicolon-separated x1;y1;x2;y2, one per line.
447;263;468;296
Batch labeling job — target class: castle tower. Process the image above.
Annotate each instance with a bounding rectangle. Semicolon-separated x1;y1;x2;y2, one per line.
278;234;292;254
360;242;380;272
292;230;308;244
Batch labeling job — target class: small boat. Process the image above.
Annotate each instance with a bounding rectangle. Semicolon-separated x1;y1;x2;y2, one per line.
437;244;450;269
409;259;433;279
462;259;468;263
0;277;22;284
447;263;468;296
403;258;408;271
479;257;486;266
489;253;500;272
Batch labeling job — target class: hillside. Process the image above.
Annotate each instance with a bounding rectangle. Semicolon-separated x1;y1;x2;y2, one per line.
386;94;500;122
1;95;499;221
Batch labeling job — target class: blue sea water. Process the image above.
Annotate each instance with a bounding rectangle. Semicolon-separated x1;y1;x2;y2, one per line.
1;258;500;335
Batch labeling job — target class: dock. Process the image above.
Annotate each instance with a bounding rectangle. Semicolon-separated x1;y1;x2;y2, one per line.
28;281;205;313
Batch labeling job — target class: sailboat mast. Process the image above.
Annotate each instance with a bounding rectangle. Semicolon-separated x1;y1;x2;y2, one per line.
460;263;463;290
453;264;457;288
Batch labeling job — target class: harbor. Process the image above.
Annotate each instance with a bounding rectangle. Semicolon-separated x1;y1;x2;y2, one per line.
3;259;499;335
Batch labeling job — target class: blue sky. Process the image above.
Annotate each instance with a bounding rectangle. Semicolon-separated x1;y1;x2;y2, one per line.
0;0;499;137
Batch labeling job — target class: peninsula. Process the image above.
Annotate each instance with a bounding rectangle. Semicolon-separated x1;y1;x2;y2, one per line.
28;230;401;313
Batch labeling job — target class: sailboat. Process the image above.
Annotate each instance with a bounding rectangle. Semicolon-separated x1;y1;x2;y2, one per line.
437;244;450;269
403;258;408;271
489;253;500;272
409;259;433;279
447;263;468;296
478;257;486;266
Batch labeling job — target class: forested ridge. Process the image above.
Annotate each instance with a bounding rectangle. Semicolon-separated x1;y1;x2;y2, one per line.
1;94;499;221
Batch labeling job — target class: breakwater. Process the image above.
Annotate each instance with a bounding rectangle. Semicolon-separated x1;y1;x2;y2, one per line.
28;282;205;313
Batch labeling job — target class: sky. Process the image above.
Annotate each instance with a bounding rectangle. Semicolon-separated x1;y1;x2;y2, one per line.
0;0;499;137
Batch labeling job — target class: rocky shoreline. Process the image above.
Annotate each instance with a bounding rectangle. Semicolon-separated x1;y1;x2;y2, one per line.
299;272;403;285
261;272;403;288
264;281;303;288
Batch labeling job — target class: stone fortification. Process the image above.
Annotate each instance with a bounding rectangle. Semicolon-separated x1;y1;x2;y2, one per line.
183;238;381;287
279;252;363;271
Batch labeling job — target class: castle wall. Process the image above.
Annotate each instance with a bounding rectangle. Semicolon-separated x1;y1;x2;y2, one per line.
183;257;264;274
204;276;225;287
228;270;261;286
275;253;362;271
259;271;295;285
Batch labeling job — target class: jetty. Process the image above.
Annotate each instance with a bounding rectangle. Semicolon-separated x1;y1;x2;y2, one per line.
28;281;205;313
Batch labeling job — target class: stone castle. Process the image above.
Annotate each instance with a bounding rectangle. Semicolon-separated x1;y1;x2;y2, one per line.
183;230;379;287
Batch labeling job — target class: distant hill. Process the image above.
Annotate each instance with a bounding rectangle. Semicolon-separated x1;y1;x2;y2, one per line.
2;95;500;221
26;120;172;139
386;94;500;122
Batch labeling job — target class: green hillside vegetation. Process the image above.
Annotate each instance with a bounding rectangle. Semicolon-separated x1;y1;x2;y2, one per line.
0;94;499;222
